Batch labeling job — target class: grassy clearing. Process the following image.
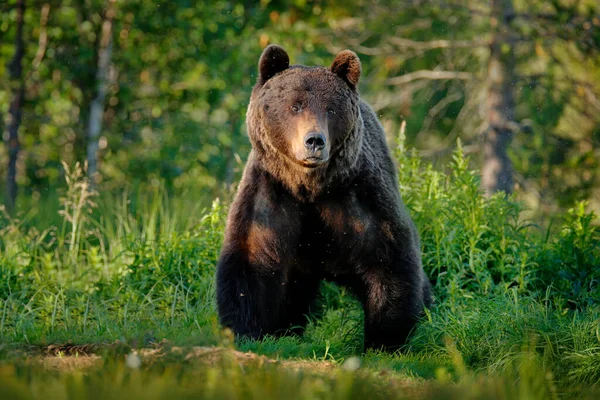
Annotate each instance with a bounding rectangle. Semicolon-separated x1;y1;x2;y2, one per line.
0;343;597;400
1;143;599;398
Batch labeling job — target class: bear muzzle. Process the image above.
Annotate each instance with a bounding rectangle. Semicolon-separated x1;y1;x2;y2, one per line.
299;131;329;168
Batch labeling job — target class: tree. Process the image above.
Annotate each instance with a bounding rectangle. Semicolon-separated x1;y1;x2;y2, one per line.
482;0;516;195
86;0;116;186
5;0;25;213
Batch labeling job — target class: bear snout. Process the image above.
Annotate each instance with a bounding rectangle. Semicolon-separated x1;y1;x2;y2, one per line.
297;131;329;168
304;132;326;152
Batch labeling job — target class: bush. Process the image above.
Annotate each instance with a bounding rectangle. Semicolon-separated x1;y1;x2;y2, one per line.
397;139;599;310
536;202;600;309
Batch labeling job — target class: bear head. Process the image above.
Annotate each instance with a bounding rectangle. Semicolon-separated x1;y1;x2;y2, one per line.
246;45;363;199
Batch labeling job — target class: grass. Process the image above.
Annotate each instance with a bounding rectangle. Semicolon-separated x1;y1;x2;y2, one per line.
0;350;582;400
0;143;599;398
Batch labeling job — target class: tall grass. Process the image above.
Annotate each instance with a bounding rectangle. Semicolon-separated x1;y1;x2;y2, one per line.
0;141;599;390
0;163;223;344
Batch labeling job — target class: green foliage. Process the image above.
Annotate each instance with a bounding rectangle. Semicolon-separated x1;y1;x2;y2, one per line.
396;138;600;313
2;0;600;213
0;147;599;392
0;0;341;196
536;202;600;309
409;293;600;386
398;140;534;304
0;162;226;342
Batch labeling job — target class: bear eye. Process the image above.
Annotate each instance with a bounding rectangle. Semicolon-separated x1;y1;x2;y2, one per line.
291;104;302;113
327;108;336;115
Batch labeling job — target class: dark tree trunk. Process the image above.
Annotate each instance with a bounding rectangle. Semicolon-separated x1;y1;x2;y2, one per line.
86;0;115;186
5;0;26;213
482;0;516;195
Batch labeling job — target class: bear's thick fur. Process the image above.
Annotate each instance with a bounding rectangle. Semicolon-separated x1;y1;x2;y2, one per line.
216;45;432;351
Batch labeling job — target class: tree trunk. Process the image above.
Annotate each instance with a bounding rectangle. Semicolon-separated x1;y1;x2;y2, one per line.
5;0;26;213
86;0;115;186
482;0;516;195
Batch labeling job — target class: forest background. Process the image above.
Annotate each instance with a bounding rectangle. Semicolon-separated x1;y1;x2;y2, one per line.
1;0;599;217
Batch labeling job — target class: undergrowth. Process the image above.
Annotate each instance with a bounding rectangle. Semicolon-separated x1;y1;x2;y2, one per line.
0;143;599;391
2;350;594;400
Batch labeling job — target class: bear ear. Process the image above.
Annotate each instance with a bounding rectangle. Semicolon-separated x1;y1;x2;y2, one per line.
330;50;361;89
258;44;290;83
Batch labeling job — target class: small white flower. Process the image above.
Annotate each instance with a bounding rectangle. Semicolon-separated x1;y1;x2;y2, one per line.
341;356;361;371
126;351;141;369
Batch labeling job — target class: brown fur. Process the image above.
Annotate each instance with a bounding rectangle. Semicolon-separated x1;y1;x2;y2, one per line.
217;45;432;352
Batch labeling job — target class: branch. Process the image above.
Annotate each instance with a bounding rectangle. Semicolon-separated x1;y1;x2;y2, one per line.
415;91;463;143
584;87;600;112
369;80;430;112
514;12;595;25
517;74;596;89
31;3;50;70
387;37;489;50
422;82;488;156
337;37;489;57
386;70;473;86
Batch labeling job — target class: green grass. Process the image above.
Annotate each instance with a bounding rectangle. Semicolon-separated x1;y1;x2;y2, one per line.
1;350;590;400
1;144;599;398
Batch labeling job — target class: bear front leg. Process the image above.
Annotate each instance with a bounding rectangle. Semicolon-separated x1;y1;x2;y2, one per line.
216;163;303;340
278;273;322;335
216;247;287;339
361;269;426;352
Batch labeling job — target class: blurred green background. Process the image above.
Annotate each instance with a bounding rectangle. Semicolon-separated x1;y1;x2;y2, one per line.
1;0;599;215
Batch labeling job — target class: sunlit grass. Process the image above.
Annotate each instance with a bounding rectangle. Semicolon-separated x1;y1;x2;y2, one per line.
0;143;599;397
1;343;597;400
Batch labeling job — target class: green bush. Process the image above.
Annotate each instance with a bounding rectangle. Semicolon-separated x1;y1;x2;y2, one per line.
536;202;600;309
397;139;599;310
397;141;534;304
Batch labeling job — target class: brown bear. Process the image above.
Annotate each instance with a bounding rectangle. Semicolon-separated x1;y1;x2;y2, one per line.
216;45;432;352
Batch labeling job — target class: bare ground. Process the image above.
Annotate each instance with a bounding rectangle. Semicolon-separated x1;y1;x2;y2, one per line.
24;341;337;374
15;340;420;391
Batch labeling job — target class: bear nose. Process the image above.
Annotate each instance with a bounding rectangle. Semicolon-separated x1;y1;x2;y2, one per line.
304;132;326;151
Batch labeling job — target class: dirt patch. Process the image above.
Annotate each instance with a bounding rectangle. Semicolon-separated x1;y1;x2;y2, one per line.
279;358;337;373
25;343;336;374
40;354;102;372
17;343;424;394
142;345;337;372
